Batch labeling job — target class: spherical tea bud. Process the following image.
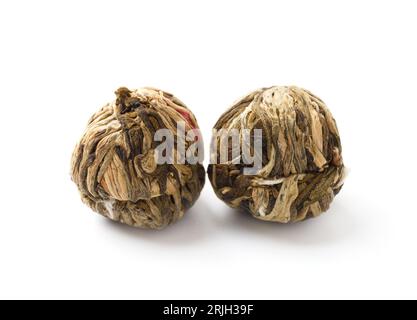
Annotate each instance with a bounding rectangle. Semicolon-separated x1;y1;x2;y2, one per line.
208;86;345;223
71;87;205;229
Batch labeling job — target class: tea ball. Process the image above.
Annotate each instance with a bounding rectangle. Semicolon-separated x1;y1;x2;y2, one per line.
71;87;205;229
208;86;345;223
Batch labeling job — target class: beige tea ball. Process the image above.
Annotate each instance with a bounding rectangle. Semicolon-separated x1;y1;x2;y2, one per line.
208;86;345;223
71;87;205;229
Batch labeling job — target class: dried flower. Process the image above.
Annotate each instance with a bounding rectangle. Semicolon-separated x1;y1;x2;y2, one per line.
71;87;205;229
208;86;345;223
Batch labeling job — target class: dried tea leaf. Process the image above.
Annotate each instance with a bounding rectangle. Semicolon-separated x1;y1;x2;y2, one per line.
71;87;205;229
208;86;345;223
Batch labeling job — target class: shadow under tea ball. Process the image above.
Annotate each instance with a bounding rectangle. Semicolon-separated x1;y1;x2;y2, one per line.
71;87;205;229
208;86;345;223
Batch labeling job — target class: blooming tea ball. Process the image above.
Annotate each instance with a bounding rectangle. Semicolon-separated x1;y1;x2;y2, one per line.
208;86;345;223
71;87;205;229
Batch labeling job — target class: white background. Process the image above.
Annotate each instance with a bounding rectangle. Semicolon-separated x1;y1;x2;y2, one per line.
0;0;416;300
